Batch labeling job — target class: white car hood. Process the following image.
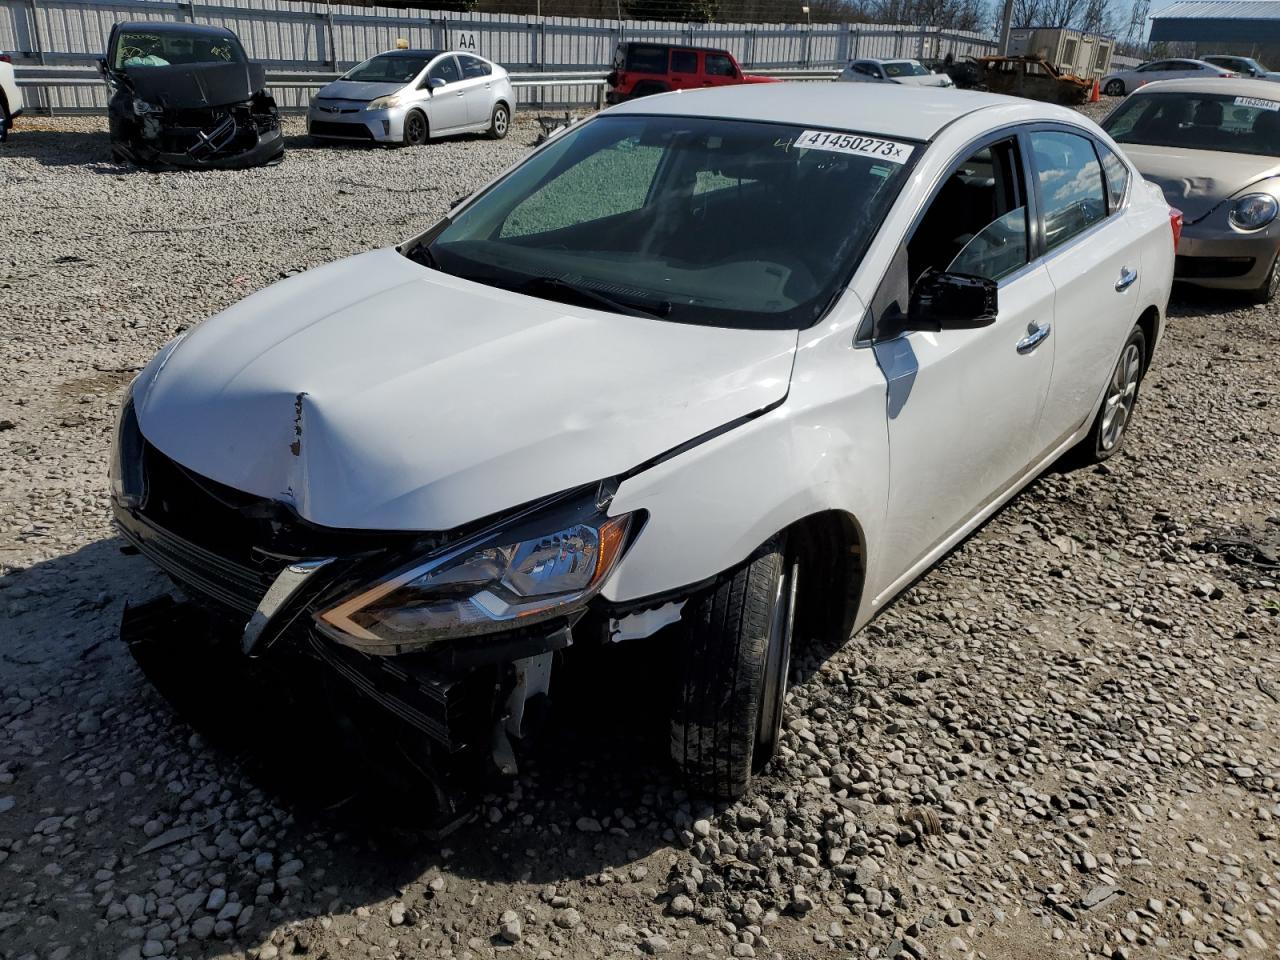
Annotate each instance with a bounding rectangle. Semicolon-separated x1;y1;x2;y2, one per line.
893;74;951;87
133;249;798;531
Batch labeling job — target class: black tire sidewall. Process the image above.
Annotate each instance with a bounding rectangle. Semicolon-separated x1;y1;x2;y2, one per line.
1253;252;1280;304
1105;80;1124;97
404;111;428;146
489;104;509;139
1092;326;1147;461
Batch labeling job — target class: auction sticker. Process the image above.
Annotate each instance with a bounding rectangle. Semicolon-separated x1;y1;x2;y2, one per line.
1235;96;1280;111
795;129;914;164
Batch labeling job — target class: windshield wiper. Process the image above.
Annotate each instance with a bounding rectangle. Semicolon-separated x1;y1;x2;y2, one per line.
520;276;671;321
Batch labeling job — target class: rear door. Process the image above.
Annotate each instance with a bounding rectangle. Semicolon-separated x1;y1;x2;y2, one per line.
457;54;495;125
669;48;700;90
1030;127;1143;447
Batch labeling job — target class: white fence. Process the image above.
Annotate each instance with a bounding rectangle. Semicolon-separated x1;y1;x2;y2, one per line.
0;0;998;110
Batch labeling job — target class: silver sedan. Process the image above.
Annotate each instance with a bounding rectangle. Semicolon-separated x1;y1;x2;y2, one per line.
308;49;513;145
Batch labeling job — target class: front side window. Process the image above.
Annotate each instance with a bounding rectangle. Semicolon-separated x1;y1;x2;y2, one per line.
705;54;736;77
1031;130;1107;251
1138;60;1168;72
424;115;917;330
883;60;928;78
1096;142;1129;211
1104;91;1280;157
908;138;1029;283
114;29;246;69
429;56;461;86
344;52;434;84
671;50;698;73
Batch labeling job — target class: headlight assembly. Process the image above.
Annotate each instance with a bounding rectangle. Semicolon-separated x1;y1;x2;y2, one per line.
316;502;634;653
1229;193;1279;231
366;95;402;111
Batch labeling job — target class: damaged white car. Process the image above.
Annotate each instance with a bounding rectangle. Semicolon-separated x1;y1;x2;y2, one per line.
112;84;1176;807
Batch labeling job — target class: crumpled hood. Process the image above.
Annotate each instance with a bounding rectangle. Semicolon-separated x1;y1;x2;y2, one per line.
126;61;266;109
1123;144;1280;222
133;249;798;532
315;79;404;103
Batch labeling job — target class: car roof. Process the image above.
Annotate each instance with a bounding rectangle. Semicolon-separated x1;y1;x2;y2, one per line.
374;48;443;58
114;21;238;38
1129;76;1280;96
606;83;1080;141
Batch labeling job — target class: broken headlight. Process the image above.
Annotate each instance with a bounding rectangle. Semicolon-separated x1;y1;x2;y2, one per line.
317;505;634;651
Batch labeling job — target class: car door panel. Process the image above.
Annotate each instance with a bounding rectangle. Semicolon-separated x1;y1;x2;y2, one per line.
458;56;495;125
424;55;468;132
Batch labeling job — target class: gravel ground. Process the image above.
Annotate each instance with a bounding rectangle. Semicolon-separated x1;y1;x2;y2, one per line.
2;106;1279;960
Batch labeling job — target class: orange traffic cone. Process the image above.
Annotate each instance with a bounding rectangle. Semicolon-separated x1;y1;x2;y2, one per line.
1089;78;1100;102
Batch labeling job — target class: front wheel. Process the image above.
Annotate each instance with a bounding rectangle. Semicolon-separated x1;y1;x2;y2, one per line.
0;93;9;144
671;539;796;799
1249;251;1280;304
1104;79;1125;97
487;103;509;140
402;110;428;146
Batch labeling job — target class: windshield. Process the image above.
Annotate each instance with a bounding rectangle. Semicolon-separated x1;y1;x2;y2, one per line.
114;29;245;68
884;60;928;77
1104;91;1280;157
421;115;917;330
342;53;435;84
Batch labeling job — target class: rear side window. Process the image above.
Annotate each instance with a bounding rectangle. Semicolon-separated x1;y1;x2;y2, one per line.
1096;142;1128;212
671;50;697;73
1031;130;1107;251
705;53;736;77
459;55;491;79
626;45;668;74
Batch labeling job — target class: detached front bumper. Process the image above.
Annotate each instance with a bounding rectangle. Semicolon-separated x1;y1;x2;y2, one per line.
1174;228;1280;291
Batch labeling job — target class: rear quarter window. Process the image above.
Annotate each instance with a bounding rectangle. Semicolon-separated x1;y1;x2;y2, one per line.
626;45;668;74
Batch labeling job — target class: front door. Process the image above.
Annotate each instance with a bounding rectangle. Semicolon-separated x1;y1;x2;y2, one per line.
874;135;1057;595
702;52;739;88
668;48;700;90
424;54;468;133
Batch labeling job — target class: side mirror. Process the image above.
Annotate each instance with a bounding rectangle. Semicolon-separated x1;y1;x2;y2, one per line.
98;57;108;77
429;77;446;90
903;269;998;332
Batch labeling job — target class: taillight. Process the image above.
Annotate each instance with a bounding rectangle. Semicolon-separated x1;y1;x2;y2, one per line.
1169;206;1183;252
0;53;11;64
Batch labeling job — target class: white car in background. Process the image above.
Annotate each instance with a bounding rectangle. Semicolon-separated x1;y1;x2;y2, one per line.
0;53;23;142
839;57;954;87
114;84;1176;805
1101;57;1236;96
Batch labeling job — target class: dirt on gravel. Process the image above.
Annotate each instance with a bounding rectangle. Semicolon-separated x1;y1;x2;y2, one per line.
1;109;1278;960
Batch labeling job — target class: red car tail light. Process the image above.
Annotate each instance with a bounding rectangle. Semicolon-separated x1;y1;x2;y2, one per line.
0;53;11;64
1169;206;1184;252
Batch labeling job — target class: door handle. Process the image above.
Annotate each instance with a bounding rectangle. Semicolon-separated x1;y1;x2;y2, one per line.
1016;321;1052;354
1115;267;1138;291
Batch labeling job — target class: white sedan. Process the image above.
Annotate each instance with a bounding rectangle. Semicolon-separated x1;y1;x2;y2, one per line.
839;57;954;87
1101;57;1236;97
113;84;1176;803
0;54;22;142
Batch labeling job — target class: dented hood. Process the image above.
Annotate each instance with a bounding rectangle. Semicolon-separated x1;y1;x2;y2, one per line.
132;249;797;532
1123;144;1280;222
125;61;266;109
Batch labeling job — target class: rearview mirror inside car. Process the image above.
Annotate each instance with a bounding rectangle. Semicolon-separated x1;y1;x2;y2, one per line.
905;269;998;332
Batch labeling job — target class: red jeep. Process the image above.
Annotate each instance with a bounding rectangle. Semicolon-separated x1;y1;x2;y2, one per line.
606;43;777;104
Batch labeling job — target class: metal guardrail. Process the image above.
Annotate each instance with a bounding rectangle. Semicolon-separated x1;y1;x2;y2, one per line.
14;65;841;113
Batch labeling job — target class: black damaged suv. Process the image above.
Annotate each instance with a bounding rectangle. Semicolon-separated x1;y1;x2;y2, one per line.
101;21;284;170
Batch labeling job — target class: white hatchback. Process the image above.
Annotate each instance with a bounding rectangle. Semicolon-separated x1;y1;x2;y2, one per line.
113;84;1177;804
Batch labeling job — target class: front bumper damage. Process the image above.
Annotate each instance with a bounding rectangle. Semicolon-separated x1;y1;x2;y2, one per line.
111;403;677;816
108;92;284;170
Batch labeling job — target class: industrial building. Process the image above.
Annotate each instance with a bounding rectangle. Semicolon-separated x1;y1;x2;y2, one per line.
1150;0;1280;68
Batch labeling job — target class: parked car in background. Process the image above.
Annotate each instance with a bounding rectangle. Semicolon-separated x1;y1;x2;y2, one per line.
113;83;1175;808
101;22;282;169
838;58;955;87
926;55;984;89
1100;58;1236;97
308;49;512;145
606;42;775;102
977;55;1093;104
1202;54;1274;80
0;53;22;143
1103;77;1280;301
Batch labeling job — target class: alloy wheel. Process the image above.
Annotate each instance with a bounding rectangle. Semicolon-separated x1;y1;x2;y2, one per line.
1100;342;1142;451
493;107;508;137
405;113;427;145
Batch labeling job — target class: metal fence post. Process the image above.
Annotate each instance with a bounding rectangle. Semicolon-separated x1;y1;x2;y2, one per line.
324;10;337;71
28;0;45;66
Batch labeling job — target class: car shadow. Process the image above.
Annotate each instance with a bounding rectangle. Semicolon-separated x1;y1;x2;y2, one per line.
0;126;121;169
2;534;696;958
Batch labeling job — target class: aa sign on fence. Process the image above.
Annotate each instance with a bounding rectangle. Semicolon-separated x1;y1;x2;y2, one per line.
455;30;479;52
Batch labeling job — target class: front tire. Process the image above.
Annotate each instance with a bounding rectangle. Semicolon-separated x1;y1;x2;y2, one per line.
671;540;796;799
402;110;428;147
1249;251;1280;304
487;103;509;140
1070;325;1147;465
0;93;9;144
1104;79;1125;97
